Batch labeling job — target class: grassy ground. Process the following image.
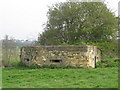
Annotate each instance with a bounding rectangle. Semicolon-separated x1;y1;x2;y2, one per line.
2;67;118;88
2;58;119;88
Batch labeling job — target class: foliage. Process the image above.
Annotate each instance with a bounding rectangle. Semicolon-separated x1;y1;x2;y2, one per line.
85;41;118;59
95;41;118;59
38;1;117;45
96;58;119;68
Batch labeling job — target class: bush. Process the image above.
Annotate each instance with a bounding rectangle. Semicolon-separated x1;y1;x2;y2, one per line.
96;58;119;68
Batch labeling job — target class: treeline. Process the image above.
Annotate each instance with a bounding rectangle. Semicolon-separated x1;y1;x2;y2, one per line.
37;1;118;59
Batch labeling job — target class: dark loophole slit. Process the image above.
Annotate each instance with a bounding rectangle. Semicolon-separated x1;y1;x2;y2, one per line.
50;60;62;63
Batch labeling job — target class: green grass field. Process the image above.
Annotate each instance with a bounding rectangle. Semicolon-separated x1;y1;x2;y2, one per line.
2;57;119;88
2;67;118;88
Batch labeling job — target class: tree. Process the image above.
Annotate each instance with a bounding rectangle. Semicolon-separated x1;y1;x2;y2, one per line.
38;1;117;45
2;35;16;67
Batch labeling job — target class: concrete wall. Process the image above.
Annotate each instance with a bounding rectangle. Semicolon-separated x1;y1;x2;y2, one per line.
20;45;101;68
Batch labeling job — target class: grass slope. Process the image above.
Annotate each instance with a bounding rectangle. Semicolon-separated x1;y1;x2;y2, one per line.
2;67;118;88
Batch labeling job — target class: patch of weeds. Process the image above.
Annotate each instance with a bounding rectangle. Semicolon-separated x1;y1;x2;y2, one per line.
17;61;28;68
96;58;119;68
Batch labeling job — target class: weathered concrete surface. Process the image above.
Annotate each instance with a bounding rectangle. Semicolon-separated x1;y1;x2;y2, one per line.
20;45;101;68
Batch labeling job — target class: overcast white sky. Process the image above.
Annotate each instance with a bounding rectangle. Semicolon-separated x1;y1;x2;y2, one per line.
0;0;119;40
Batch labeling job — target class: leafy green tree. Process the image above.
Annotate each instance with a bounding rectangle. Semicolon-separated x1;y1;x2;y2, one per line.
38;1;117;45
